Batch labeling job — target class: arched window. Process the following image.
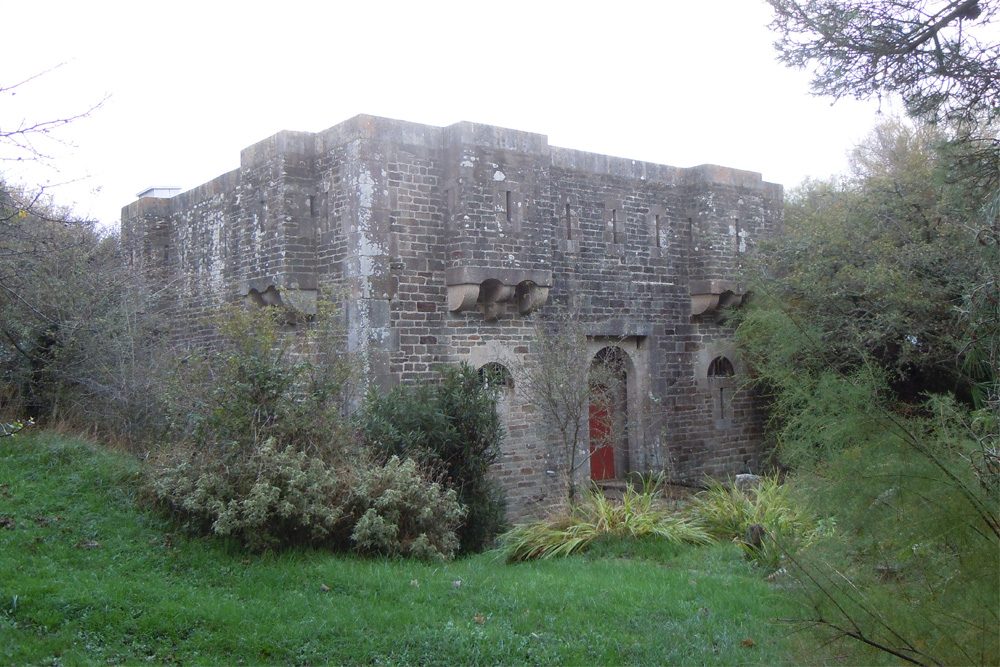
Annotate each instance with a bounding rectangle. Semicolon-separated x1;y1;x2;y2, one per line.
708;356;735;377
478;362;514;393
707;356;735;425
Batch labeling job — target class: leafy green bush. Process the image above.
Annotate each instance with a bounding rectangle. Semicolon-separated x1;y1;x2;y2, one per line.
347;455;464;561
734;129;1000;660
741;121;985;403
358;363;506;553
689;475;827;570
151;444;464;559
148;301;366;552
0;188;165;445
501;476;710;561
162;301;354;459
148;438;349;551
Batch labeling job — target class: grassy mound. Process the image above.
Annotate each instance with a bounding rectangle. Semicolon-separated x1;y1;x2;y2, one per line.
2;432;804;665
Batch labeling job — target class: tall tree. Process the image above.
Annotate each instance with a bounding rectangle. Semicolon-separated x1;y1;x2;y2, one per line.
515;310;622;504
767;0;1000;124
752;120;983;401
744;3;1000;663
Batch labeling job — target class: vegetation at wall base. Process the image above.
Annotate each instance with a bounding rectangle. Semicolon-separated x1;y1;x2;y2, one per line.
147;305;472;560
358;362;508;554
3;432;807;666
500;476;712;562
689;476;831;572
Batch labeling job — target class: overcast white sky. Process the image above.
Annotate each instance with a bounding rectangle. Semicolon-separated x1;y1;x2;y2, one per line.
2;0;891;230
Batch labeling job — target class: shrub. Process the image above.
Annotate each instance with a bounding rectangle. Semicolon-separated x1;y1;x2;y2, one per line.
347;455;464;561
161;301;355;460
148;304;476;560
358;363;506;553
150;444;464;558
148;438;349;552
0;191;166;446
148;301;364;551
501;476;711;561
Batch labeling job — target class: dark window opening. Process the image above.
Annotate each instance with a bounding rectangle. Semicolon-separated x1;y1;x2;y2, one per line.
708;356;735;377
479;362;514;393
708;356;735;423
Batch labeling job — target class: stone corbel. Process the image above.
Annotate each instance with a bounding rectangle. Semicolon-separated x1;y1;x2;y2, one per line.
478;279;515;322
515;280;549;315
447;284;480;312
245;282;318;323
690;280;744;316
446;268;552;320
446;278;551;321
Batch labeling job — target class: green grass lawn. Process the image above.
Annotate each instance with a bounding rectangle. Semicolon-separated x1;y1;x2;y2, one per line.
2;432;805;665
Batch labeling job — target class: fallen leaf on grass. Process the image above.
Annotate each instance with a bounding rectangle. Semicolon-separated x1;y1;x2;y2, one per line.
75;539;100;549
33;516;65;526
473;613;485;625
741;638;756;648
320;584;331;592
410;579;420;588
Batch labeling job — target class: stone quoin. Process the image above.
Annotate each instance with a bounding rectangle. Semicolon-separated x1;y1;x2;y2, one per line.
122;114;783;518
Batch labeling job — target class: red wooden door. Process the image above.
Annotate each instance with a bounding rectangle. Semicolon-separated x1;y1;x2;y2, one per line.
589;403;615;480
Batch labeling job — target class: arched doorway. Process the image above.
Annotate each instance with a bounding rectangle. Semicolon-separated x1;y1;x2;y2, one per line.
589;347;628;481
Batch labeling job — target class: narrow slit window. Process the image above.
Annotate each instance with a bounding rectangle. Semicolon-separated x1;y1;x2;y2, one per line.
505;190;513;223
612;208;621;244
565;203;573;240
655;214;662;248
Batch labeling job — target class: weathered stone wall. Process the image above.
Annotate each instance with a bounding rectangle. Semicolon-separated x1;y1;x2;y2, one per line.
122;114;782;518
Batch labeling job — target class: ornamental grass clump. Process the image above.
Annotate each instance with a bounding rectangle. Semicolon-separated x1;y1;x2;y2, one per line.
501;475;711;561
689;475;827;570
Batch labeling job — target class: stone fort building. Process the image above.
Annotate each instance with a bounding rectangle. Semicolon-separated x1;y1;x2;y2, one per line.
122;114;783;517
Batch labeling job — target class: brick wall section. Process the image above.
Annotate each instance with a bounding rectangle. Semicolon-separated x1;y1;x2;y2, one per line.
122;114;783;519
